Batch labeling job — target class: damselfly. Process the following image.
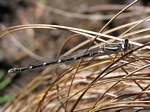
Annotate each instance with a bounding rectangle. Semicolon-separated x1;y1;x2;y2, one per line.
8;38;129;73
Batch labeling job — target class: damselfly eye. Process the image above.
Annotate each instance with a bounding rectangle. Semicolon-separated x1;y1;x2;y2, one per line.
122;38;129;51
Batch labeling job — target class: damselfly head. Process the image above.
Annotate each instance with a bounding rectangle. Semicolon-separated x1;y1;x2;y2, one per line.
122;38;129;51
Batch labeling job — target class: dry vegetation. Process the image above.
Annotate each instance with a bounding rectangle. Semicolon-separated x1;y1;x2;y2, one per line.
0;0;150;112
